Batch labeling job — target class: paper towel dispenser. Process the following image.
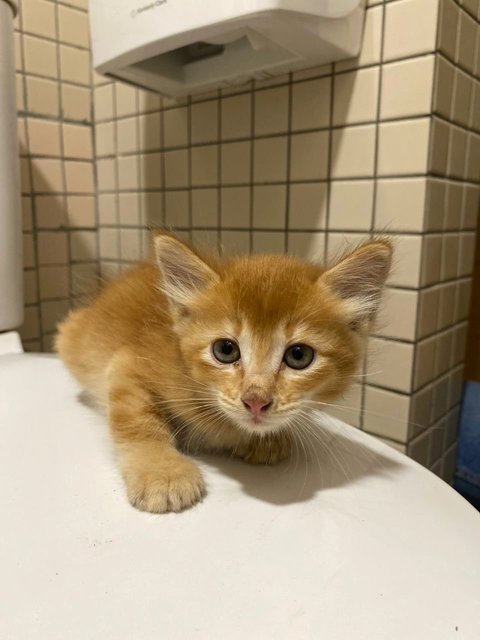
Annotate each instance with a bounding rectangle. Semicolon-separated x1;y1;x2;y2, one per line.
89;0;366;97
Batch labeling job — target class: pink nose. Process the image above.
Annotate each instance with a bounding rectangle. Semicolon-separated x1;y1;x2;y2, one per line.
242;398;272;418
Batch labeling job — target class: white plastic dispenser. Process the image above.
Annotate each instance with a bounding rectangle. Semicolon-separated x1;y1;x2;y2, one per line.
89;0;366;97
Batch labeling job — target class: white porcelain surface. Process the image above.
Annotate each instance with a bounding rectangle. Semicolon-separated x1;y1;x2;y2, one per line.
1;354;479;639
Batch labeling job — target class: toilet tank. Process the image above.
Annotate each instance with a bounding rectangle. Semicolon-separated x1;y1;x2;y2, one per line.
89;0;366;97
0;0;23;331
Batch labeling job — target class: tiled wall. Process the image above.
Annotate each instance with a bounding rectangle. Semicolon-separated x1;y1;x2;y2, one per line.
15;0;98;352
15;0;480;480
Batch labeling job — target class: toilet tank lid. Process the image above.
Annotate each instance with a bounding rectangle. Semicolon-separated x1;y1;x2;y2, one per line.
2;0;17;16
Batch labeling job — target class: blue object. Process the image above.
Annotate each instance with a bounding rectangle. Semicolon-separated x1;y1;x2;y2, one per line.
454;382;480;510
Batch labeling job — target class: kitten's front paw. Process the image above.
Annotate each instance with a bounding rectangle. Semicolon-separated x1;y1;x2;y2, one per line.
242;432;291;465
123;455;206;514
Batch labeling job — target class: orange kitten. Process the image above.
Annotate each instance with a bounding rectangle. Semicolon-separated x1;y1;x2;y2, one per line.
56;234;392;514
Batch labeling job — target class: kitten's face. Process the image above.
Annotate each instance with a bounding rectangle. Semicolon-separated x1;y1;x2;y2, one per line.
155;237;392;435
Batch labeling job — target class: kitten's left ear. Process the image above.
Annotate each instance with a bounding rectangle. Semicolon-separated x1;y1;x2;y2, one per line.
154;234;219;307
320;240;393;328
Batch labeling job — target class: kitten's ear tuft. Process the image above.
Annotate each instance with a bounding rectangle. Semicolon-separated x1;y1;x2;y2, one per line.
154;234;219;307
321;240;393;328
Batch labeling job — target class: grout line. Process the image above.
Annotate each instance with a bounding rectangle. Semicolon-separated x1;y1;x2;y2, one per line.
283;73;293;254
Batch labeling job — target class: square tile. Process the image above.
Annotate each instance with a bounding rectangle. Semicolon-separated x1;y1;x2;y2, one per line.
27;119;61;157
384;0;439;61
35;195;66;229
164;191;189;228
252;186;286;229
410;384;434;433
65;161;94;193
367;337;414;393
438;0;459;59
331;125;376;178
388;234;423;288
117;156;139;191
325;384;362;428
164;149;188;188
23;271;38;305
115;83;137;117
408;431;431;466
22;0;56;38
287;231;325;261
255;86;289;135
116;117;138;154
94;84;114;121
31;158;64;192
220;230;250;255
221;187;251;228
221;93;252;140
70;230;97;261
39;266;69;300
380;56;435;119
191;229;219;251
336;5;383;71
141;192;163;227
23;234;35;268
421;234;443;286
329;180;374;230
61;85;90;122
37;231;68;265
119;229;141;262
67;195;96;228
375;178;427;232
289;183;327;230
437;282;456;329
417;286;440;338
118;193;141;226
456;9;476;72
290;131;329;181
252;231;285;254
138;113;162;151
458;232;476;277
465;133;480;182
221;141;251;184
363;386;411;442
452;69;473;127
71;263;99;296
414;336;436;389
191;145;218;186
41;300;70;333
63;124;93;160
462;184;480;229
192;189;218;227
291;77;331;131
333;67;379;126
99;228;119;259
60;45;90;85
95;122;115;157
163;107;188;147
375;288;419;342
24;35;58;79
444;181;463;230
378;118;430;176
253;136;288;183
58;5;90;48
139;153;162;189
440;233;460;281
191;100;218;144
26;77;59;117
433;55;454;119
447;125;467;179
96;159;116;192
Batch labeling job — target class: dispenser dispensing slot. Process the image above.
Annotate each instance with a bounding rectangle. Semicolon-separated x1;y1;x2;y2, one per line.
116;31;298;95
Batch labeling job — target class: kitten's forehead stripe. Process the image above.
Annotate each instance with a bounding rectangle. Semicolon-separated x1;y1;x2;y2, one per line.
239;322;286;375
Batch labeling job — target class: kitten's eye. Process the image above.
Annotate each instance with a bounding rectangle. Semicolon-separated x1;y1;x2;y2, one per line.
212;339;241;364
283;344;314;370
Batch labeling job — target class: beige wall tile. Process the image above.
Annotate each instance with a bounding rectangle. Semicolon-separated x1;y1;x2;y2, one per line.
118;193;140;226
325;383;362;428
438;0;459;59
333;67;379;126
290;131;329;181
67;195;96;228
192;189;218;227
94;84;114;121
141;192;163;227
221;141;251;185
20;307;40;341
378;118;430;176
41;299;70;332
60;45;90;85
63;123;93;159
254;136;288;183
39;266;69;299
289;183;327;230
71;263;98;296
452;69;473;127
191;145;218;187
327;232;369;261
27;119;61;157
433;56;454;119
164;149;188;188
22;0;56;38
447;125;467;179
26;77;59;117
116;117;138;155
252;231;285;254
165;191;189;227
138;89;162;113
31;158;64;192
95;121;115;157
139;153;162;190
456;8;476;72
375;178;427;232
96;158;116;192
336;5;383;71
117;156;139;190
421;234;443;286
221;93;251;140
99;228;119;259
408;431;431;466
163;107;188;147
35;194;66;229
221;230;250;254
119;229;141;262
380;56;435;119
462;184;480;229
252;186;286;229
417;286;440;338
291;78;330;131
115;83;137;118
23;270;38;305
58;5;90;48
388;234;423;288
384;0;439;61
24;35;58;79
65;161;94;193
221;187;250;228
191;100;218;144
375;288;419;342
255;86;289;135
363;386;411;442
367;337;414;393
329;181;374;231
37;231;68;265
414;336;437;389
287;231;325;261
70;230;97;261
138;113;161;151
331;125;376;178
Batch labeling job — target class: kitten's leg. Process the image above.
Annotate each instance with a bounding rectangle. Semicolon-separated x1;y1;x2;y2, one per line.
239;431;292;465
107;350;205;513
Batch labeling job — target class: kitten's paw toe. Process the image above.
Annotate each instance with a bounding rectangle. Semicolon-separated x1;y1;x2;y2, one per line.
125;460;206;514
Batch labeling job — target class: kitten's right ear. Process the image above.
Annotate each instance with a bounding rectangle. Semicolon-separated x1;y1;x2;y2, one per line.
154;234;219;307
